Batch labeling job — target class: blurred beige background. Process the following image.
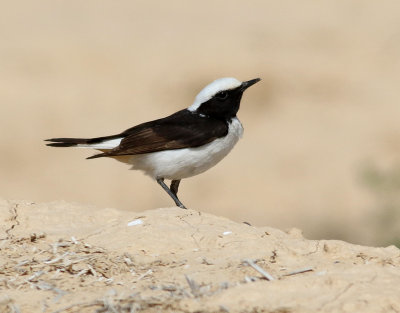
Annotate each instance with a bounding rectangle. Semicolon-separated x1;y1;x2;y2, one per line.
1;0;400;246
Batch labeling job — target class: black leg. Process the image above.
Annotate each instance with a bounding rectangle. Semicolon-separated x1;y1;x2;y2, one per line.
156;178;187;209
170;179;181;196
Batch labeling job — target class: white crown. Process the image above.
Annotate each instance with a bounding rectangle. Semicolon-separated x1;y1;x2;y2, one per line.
188;77;242;112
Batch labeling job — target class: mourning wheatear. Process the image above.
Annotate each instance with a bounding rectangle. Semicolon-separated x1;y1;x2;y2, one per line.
46;77;261;209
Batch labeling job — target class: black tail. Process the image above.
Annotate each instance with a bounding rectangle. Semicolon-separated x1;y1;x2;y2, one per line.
45;138;89;147
45;137;109;159
45;134;123;147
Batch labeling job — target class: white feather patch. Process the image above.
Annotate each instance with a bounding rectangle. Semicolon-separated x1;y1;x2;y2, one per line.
188;77;242;112
77;138;123;149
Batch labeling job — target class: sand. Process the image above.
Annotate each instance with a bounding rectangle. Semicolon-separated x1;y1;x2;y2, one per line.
1;199;399;312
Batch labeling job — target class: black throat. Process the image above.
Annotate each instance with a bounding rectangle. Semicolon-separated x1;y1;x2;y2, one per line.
196;87;244;121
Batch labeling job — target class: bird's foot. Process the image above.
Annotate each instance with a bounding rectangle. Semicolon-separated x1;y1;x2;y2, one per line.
177;203;188;210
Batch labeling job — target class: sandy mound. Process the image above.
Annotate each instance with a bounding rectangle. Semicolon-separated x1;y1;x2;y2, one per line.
1;200;400;313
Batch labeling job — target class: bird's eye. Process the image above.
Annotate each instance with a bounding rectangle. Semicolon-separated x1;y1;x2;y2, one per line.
215;91;228;100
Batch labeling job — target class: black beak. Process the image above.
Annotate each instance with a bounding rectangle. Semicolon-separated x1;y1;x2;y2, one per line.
240;78;261;91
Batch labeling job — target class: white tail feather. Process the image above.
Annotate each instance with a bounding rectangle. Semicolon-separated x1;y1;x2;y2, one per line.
77;138;123;149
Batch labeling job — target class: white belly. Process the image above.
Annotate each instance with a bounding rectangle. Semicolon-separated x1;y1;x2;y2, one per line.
121;117;243;180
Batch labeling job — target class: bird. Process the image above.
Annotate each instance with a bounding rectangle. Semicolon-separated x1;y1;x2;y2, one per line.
45;77;261;209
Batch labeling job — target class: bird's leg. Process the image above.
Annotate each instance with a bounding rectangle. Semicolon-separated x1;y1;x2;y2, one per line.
170;179;181;197
156;178;187;209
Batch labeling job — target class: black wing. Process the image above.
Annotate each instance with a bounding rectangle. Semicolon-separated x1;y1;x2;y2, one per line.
88;109;228;159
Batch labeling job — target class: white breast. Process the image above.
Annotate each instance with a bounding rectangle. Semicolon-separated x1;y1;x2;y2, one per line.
124;117;244;180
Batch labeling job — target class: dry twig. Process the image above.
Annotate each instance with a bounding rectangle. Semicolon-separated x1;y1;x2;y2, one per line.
243;259;275;281
284;267;313;276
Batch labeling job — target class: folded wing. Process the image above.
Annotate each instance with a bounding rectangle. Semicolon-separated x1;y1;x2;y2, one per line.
87;109;229;159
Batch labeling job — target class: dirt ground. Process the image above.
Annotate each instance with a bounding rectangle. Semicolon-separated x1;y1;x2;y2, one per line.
1;199;400;313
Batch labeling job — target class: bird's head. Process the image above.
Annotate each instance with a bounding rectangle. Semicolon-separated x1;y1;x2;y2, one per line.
188;77;261;120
